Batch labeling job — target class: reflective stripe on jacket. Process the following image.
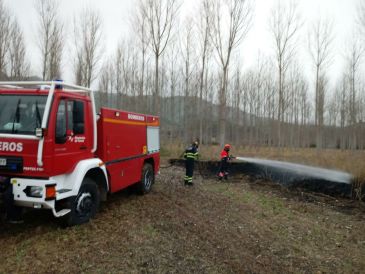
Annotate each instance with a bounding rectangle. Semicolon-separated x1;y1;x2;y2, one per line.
184;146;199;160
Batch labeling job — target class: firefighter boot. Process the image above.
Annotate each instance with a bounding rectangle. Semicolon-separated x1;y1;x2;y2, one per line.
224;172;229;180
185;177;194;186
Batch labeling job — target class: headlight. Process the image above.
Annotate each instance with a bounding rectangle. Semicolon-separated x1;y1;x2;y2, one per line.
28;186;43;198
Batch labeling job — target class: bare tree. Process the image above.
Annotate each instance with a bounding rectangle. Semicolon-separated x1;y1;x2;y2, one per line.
109;39;140;110
298;76;309;147
269;0;301;146
286;64;300;146
197;0;212;144
48;22;63;80
0;0;11;78
98;61;112;108
345;37;363;149
308;18;333;149
210;0;253;145
328;87;340;127
358;1;365;37
35;0;63;80
73;8;103;87
8;21;29;80
262;62;277;146
180;18;196;141
347;40;363;125
132;5;150;111
232;62;242;144
113;44;124;109
336;75;349;149
121;42;139;104
165;39;180;142
316;74;327;148
140;0;180;114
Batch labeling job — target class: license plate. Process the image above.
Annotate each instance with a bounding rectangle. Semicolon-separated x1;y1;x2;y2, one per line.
0;158;6;166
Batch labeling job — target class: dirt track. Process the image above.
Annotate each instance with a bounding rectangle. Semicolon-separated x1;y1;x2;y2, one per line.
1;166;364;273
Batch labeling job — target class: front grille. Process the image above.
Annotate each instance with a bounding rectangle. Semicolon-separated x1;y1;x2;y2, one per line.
0;156;23;173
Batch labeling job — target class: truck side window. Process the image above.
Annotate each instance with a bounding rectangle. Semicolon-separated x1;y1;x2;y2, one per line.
55;100;67;144
72;100;84;135
55;99;85;144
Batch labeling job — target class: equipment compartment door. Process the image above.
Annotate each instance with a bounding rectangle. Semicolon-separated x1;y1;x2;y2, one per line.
147;126;159;153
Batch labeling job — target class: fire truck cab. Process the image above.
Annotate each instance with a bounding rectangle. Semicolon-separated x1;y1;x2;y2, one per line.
0;81;160;225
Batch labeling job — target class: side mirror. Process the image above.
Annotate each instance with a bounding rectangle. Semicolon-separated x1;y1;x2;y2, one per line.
35;128;47;138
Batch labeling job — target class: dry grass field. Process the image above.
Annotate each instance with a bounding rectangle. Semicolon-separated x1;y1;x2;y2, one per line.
1;164;364;273
1;146;364;273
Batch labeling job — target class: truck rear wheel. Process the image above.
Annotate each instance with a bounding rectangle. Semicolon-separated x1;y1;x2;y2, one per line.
62;178;100;226
136;163;154;195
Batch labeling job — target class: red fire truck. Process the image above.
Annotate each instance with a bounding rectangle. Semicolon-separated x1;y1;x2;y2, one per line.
0;81;160;225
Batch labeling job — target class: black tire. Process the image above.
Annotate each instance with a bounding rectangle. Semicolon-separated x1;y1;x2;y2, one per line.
136;163;154;195
61;178;100;226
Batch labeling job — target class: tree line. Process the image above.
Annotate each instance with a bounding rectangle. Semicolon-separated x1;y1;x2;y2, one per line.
1;0;365;150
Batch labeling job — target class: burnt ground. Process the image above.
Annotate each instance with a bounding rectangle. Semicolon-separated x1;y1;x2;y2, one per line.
0;165;364;274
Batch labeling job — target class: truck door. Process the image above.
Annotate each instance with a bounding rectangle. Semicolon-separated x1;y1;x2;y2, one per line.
53;98;91;175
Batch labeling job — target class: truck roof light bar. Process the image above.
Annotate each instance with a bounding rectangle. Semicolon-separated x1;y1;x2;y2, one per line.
0;84;23;89
0;81;92;92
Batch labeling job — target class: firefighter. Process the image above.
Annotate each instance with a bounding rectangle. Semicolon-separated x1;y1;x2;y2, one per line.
218;144;233;180
183;141;199;186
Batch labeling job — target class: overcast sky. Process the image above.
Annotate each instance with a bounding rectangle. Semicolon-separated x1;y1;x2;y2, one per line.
3;0;361;93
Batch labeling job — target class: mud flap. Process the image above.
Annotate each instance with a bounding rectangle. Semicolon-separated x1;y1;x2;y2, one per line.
52;208;71;218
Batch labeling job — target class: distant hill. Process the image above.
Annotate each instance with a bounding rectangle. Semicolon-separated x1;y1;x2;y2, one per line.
93;90;363;149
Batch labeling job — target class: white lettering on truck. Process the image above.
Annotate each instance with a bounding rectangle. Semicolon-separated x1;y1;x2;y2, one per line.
0;142;23;152
128;113;145;121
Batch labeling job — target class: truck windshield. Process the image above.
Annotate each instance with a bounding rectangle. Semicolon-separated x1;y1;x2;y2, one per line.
0;94;47;135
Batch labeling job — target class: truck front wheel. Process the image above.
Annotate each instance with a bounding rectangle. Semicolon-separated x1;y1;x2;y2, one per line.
136;163;154;195
62;178;100;226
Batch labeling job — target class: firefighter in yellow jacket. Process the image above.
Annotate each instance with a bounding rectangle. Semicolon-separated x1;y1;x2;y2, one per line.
183;141;199;186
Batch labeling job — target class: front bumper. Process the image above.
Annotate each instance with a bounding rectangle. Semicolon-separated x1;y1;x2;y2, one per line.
11;178;70;217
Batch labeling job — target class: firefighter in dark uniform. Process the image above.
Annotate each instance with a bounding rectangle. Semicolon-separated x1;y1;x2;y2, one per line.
218;144;233;180
183;141;199;186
